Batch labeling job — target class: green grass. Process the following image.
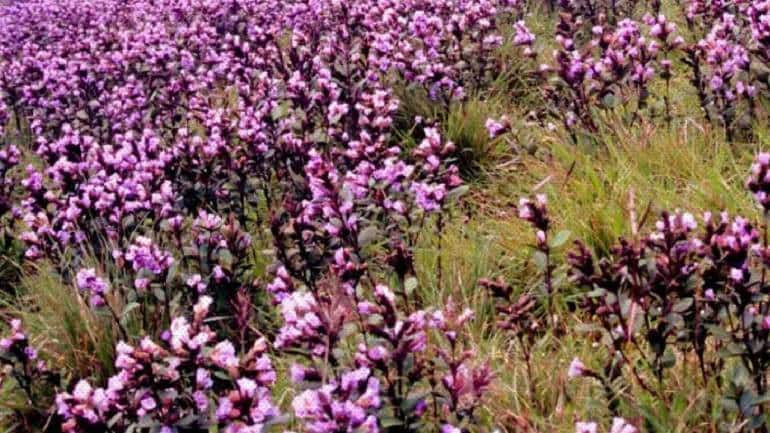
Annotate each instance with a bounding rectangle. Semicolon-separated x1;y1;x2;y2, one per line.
2;263;118;381
404;117;759;431
402;31;768;428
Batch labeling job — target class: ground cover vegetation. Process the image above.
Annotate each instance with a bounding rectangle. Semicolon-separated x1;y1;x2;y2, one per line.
4;0;770;432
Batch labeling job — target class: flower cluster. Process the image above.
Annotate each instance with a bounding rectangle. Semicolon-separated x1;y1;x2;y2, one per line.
538;9;683;135
557;153;770;426
115;236;174;292
477;0;770;141
691;13;754;139
747;152;770;211
1;319;43;373
567;210;702;393
75;268;110;308
0;0;513;267
292;367;381;433
55;296;280;433
0;319;56;414
676;0;770;139
0;0;507;431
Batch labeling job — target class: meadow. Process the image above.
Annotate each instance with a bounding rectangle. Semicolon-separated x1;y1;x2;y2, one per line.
2;0;770;432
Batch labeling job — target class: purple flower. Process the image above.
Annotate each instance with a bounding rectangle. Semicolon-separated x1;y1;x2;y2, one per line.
123;236;173;275
610;418;637;433
75;268;109;307
575;421;598;433
567;357;587;378
211;340;239;369
748;152;770;211
485;116;510;138
186;274;207;293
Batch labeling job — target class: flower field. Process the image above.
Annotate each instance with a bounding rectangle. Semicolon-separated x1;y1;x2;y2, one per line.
3;0;770;432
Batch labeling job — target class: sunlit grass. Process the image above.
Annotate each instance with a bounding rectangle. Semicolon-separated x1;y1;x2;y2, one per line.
408;100;764;431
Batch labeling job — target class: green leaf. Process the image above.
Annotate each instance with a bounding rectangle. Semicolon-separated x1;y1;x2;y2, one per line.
165;263;179;286
585;288;606;298
153;287;166;302
271;101;291;120
660;349;676;369
213;371;230;381
672;298;693;313
704;324;730;341
574;323;603;333
400;395;428;413
549;230;571;248
533;250;547;271
198;243;210;262
264;414;290;427
750;394;770;407
107;413;122;428
218;249;234;271
719;342;746;358
404;277;418;295
602;93;618;108
721;397;739;412
121;302;141;325
177;414;199;427
446;185;470;202
740;390;758;415
379;417;404;428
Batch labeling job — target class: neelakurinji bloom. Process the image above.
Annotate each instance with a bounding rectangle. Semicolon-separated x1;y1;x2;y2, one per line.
576;419;637;433
0;319;55;411
56;296;280;433
75;268;110;307
568;357;588;379
748;152;770;212
0;1;508;429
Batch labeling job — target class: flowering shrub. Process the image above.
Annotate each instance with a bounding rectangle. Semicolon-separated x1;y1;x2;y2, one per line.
537;7;683;137
0;0;516;431
1;320;56;403
0;0;520;265
55;296;280;433
10;0;770;431
472;151;770;429
548;153;770;429
680;0;770;140
477;0;770;142
689;13;755;140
